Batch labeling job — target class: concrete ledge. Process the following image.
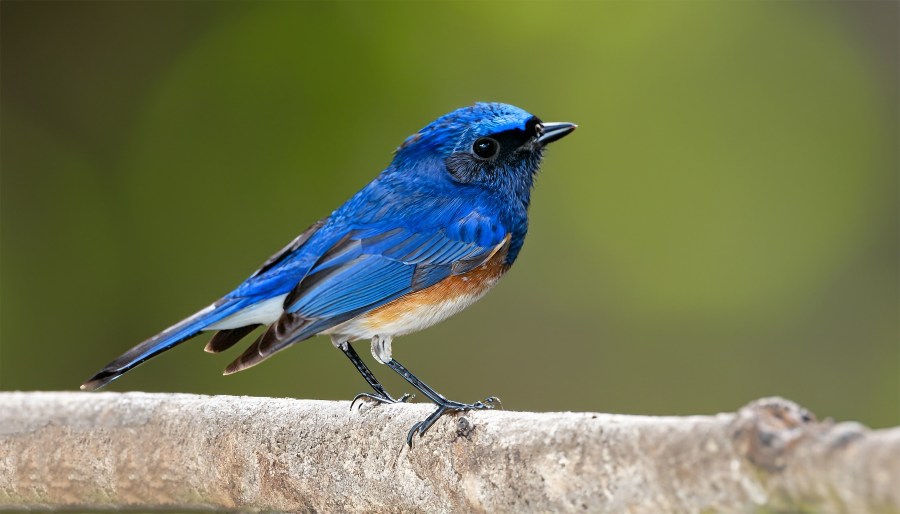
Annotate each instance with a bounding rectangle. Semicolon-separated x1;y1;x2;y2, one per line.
1;392;897;512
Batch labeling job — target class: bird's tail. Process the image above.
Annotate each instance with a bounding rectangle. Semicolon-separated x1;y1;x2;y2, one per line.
80;298;248;390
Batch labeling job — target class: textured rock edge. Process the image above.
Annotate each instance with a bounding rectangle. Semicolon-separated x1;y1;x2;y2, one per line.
0;392;897;513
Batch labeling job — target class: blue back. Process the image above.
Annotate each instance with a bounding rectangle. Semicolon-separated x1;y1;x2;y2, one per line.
230;103;545;336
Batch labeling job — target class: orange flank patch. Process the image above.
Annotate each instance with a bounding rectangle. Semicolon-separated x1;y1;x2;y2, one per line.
361;241;511;332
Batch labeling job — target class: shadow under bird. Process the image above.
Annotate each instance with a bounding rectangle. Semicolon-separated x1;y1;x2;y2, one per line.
82;102;576;445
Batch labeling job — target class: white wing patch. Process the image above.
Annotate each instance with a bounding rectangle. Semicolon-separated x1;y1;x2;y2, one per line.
207;294;288;330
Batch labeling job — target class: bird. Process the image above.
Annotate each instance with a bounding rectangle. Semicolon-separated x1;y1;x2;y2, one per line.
81;102;576;445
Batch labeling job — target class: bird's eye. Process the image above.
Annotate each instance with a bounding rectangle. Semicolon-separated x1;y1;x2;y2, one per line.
472;138;499;159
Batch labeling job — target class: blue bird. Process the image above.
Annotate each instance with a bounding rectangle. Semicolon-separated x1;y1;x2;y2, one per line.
82;102;576;444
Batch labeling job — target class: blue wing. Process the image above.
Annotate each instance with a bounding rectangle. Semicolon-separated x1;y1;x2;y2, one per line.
286;219;501;316
224;206;509;372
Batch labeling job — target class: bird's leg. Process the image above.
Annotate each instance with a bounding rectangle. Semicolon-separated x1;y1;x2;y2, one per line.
337;340;410;409
384;358;498;446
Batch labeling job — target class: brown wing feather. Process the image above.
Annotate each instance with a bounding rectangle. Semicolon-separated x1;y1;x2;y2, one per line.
223;335;265;375
204;325;259;353
223;312;315;374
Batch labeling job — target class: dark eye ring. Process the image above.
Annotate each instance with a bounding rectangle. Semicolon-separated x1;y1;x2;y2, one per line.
472;137;499;159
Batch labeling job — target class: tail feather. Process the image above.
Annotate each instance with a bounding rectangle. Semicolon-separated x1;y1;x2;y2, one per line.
222;311;322;375
223;334;267;375
80;299;247;390
204;325;260;353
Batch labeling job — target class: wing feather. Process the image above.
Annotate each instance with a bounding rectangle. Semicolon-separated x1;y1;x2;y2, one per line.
245;214;508;364
251;219;325;277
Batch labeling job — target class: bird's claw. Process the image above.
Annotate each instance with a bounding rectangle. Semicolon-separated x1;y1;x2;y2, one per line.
406;418;431;447
350;391;413;411
406;395;500;447
447;396;499;411
471;396;501;410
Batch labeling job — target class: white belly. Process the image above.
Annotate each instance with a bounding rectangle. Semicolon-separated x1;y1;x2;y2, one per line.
325;285;495;341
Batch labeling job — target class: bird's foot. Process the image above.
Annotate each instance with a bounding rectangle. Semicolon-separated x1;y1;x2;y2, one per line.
406;396;499;447
350;391;413;411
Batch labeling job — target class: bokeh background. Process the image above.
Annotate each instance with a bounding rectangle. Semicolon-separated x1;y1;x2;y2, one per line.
2;1;897;428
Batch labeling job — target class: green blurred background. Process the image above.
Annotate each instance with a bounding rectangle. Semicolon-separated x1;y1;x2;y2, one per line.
2;1;897;428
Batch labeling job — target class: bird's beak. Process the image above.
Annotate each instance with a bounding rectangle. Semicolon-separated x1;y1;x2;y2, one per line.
537;122;577;146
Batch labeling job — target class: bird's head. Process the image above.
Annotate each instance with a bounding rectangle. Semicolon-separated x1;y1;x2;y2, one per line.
391;102;576;206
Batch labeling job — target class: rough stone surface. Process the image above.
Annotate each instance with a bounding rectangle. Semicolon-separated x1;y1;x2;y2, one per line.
0;392;897;513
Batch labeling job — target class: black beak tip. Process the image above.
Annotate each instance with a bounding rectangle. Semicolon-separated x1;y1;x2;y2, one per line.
537;122;577;146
